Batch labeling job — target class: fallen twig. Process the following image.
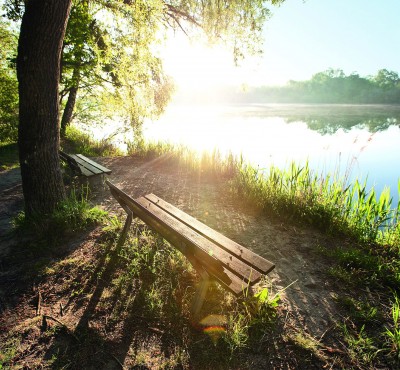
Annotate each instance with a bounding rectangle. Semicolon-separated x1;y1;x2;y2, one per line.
110;353;124;369
36;290;42;316
43;315;80;342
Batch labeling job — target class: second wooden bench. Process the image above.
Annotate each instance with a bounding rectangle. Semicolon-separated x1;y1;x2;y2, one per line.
60;151;111;185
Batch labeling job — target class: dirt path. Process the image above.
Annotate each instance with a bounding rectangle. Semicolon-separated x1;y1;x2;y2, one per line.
0;154;342;360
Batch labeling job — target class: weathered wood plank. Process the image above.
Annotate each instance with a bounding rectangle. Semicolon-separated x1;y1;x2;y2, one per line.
144;193;274;274
106;182;262;288
135;197;262;284
70;154;103;176
60;151;92;177
76;154;112;174
106;181;276;296
108;186;246;294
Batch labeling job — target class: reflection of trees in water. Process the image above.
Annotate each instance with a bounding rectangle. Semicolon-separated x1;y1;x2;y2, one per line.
285;115;400;135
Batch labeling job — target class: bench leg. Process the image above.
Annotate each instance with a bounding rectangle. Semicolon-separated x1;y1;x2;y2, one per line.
191;270;211;317
117;209;134;249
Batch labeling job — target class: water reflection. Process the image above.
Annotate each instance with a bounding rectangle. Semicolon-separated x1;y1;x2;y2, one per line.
227;104;400;134
146;104;400;204
285;116;399;135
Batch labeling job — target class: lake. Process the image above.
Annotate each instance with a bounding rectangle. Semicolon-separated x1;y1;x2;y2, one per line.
143;104;400;205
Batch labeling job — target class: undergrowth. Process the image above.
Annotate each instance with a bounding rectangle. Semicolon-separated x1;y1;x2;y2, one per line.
14;219;282;369
13;187;107;246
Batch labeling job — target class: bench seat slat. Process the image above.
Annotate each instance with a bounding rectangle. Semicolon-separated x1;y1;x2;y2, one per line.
109;187;247;295
144;193;274;275
70;154;103;176
106;181;276;297
67;155;94;177
136;197;262;285
76;154;112;174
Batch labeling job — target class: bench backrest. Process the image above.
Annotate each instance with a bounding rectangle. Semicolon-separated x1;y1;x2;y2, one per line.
59;150;81;173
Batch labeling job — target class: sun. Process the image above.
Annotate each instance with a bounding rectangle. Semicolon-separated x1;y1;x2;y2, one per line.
161;34;244;91
160;32;291;96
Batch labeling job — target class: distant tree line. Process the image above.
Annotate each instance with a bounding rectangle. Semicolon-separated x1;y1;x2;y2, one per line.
246;68;400;104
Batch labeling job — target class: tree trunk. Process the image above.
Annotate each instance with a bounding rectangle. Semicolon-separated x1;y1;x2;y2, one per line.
17;0;72;217
60;67;80;137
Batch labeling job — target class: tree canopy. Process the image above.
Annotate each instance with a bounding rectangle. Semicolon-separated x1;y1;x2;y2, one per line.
2;0;285;217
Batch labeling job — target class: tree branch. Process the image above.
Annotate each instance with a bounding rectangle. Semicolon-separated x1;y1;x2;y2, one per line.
164;3;202;28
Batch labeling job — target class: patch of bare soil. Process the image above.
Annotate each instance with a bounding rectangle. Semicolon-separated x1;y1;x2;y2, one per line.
0;155;354;368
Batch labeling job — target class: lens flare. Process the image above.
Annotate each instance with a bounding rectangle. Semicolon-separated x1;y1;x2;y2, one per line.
199;314;227;344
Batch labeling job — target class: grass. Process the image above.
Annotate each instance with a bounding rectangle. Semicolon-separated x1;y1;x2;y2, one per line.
129;140;400;293
12;218;280;369
340;323;379;366
233;161;400;247
0;337;20;369
110;222;282;358
127;139;239;177
13;187;107;246
385;294;400;363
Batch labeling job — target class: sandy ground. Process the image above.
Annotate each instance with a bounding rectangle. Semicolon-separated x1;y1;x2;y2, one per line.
0;154;341;341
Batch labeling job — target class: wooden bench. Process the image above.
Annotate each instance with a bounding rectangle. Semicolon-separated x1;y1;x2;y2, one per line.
106;180;275;316
60;151;111;185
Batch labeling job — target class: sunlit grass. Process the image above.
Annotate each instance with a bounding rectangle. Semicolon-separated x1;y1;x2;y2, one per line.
235;161;400;247
110;221;280;352
385;294;400;363
13;187;107;244
127;139;239;176
129;139;400;250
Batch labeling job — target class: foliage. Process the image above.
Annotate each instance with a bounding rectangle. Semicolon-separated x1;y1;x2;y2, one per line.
96;0;174;136
4;0;286;138
2;0;287;217
62;125;123;157
385;294;400;363
0;18;18;143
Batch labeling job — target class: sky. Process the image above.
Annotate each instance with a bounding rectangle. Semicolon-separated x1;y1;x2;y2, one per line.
162;0;400;89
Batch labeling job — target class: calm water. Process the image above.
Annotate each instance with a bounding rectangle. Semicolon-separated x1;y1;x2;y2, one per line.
143;104;400;205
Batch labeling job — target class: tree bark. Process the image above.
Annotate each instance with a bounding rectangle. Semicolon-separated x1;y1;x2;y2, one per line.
60;68;80;137
17;0;72;217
